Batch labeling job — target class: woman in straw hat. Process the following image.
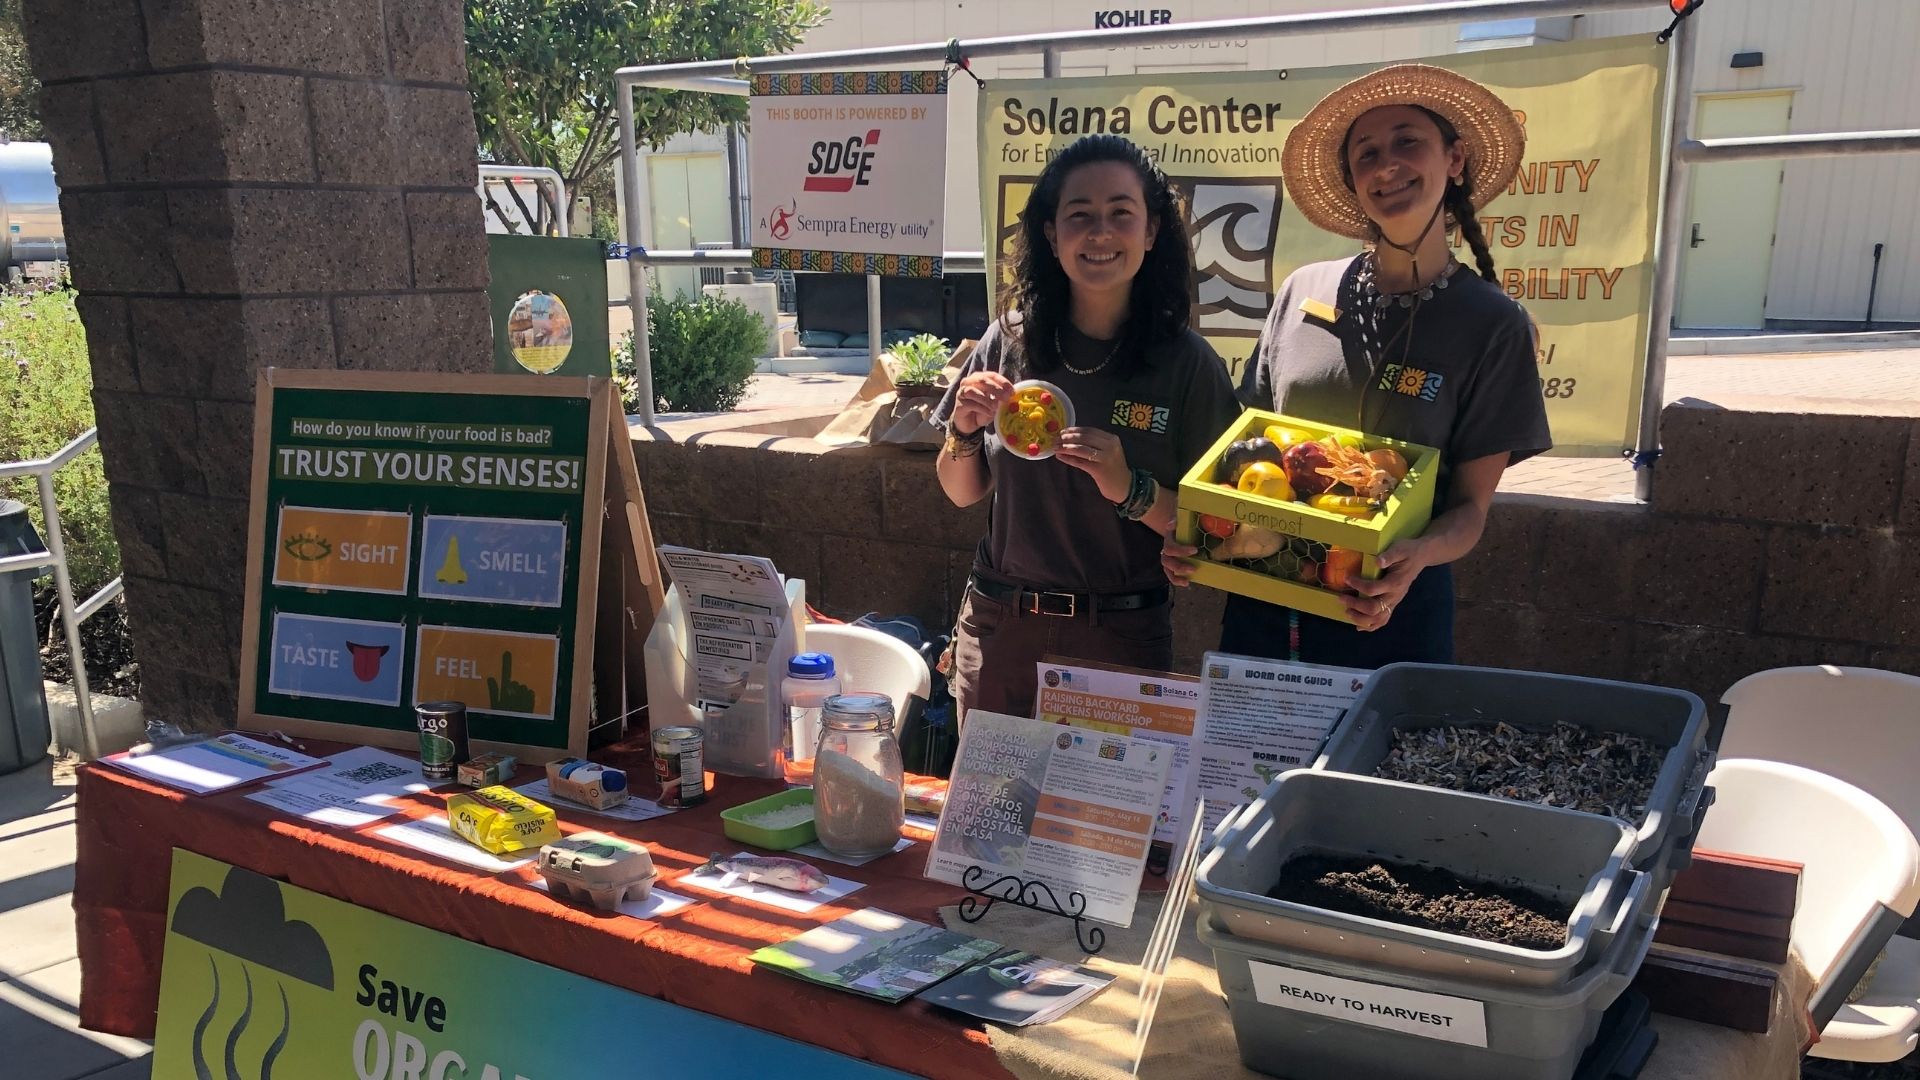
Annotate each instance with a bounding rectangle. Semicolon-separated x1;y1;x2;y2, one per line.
1167;65;1551;668
934;134;1240;723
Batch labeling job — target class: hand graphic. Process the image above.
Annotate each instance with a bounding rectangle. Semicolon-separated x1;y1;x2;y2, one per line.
487;651;536;713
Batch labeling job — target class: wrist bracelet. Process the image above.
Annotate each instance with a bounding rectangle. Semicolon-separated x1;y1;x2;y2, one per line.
945;424;986;459
1115;468;1157;520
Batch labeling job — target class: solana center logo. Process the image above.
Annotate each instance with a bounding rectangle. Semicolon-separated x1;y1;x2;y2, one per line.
804;130;882;192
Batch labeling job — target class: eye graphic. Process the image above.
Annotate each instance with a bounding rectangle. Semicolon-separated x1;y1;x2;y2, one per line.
283;529;332;562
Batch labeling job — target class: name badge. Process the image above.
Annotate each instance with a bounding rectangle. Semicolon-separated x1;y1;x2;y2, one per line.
1299;297;1341;329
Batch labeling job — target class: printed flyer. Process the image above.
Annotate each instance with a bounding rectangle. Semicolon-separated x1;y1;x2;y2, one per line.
1195;652;1369;830
1033;659;1203;847
928;711;1171;927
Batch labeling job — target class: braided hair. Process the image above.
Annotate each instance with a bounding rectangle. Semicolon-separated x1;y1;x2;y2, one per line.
1425;109;1499;283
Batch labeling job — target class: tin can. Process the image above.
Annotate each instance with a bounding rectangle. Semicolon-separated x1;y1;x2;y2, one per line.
417;701;470;782
652;726;706;807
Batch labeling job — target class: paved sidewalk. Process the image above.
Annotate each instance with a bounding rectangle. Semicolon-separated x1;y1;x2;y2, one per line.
0;759;151;1080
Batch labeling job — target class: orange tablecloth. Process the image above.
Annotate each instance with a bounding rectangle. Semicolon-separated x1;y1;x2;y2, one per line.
73;735;1009;1079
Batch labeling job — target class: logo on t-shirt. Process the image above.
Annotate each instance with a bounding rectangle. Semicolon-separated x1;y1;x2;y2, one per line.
1111;399;1171;433
1377;363;1444;402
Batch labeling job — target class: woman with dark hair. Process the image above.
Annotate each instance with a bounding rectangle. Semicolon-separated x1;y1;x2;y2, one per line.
1167;65;1551;669
933;133;1240;722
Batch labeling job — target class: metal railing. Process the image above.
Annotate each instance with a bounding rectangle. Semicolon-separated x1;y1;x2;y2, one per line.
478;163;570;237
0;427;121;761
612;0;1920;501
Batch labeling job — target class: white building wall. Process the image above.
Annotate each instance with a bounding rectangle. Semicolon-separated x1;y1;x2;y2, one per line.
643;0;1918;324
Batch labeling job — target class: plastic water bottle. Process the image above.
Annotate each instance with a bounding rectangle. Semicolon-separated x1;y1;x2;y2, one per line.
781;652;840;785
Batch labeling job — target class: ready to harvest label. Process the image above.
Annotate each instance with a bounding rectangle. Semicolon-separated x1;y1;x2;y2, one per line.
273;507;413;595
414;626;559;722
1247;960;1489;1047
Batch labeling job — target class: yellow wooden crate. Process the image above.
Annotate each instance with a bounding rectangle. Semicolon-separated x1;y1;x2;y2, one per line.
1173;410;1440;624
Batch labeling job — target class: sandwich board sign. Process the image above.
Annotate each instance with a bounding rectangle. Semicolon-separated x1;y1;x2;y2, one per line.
238;371;664;762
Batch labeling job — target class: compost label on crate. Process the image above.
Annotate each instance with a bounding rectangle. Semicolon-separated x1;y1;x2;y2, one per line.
238;371;643;761
1247;960;1489;1047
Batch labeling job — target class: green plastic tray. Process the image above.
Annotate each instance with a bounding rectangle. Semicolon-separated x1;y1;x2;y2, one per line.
721;788;818;850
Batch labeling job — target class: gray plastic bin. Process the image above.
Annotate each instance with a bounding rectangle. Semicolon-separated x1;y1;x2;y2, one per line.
1314;664;1712;891
0;499;51;775
1199;770;1642;988
1198;869;1657;1080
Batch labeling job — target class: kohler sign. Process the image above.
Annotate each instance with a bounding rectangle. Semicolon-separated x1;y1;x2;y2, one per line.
1094;8;1172;27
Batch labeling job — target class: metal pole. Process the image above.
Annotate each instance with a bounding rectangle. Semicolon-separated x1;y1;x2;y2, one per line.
615;0;1658;86
1043;46;1062;78
867;273;884;367
36;470;97;760
1634;14;1697;503
616;84;656;425
1678;129;1920;162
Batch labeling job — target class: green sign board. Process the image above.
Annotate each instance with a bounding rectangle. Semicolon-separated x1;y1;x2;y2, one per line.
487;234;612;379
154;849;914;1079
240;371;619;760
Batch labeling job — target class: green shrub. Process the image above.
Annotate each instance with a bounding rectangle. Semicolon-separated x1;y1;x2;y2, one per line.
0;283;120;596
614;291;763;414
888;333;950;386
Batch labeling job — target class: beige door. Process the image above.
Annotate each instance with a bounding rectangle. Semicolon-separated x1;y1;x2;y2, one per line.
647;152;731;300
1675;92;1793;330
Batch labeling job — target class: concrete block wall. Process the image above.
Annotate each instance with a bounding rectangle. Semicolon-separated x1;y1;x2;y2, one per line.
635;397;1920;706
23;0;491;729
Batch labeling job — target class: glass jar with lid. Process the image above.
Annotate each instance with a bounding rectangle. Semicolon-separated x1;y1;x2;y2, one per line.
812;692;905;858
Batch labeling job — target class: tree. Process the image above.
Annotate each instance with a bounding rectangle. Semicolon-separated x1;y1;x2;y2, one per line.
0;0;41;141
466;0;827;232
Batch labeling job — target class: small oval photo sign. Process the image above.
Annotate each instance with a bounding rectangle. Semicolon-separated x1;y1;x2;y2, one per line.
507;291;574;374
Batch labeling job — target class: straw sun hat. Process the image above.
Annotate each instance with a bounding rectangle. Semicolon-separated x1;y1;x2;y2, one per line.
1281;64;1527;241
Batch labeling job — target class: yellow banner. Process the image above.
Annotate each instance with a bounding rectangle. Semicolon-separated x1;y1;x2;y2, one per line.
272;505;412;595
979;36;1668;456
414;625;559;721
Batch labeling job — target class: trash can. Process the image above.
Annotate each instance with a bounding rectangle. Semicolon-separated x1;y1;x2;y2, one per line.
0;499;53;774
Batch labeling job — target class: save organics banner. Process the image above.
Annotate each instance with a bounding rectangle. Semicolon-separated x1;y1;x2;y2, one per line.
153;849;912;1080
980;36;1668;456
750;71;949;277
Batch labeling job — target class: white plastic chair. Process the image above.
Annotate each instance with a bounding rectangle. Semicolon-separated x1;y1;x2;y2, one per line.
1720;666;1920;833
804;623;931;727
1693;758;1920;1062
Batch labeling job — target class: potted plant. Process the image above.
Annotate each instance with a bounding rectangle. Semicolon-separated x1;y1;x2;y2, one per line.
887;333;951;400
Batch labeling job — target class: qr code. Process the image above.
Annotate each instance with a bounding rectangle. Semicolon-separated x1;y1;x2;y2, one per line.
341;761;409;785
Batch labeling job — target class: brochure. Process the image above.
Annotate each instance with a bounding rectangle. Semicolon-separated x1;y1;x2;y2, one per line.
245;747;429;828
100;732;324;796
748;907;1001;1003
1194;652;1369;831
919;949;1115;1026
1034;657;1203;848
927;710;1171;927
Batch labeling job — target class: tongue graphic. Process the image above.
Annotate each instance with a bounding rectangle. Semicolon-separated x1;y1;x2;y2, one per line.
346;642;390;683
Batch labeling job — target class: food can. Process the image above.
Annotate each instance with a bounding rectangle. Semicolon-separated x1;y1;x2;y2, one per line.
416;701;470;782
653;726;706;807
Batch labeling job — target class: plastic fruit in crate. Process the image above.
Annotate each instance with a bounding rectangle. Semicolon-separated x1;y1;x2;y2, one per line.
1174;410;1439;625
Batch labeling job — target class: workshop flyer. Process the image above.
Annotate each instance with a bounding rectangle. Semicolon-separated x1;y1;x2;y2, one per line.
1034;659;1203;848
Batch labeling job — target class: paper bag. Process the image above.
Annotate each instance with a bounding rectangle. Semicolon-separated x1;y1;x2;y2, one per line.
816;341;975;450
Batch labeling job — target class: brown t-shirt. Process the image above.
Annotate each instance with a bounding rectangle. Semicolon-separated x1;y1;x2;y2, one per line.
1241;256;1552;501
933;316;1240;592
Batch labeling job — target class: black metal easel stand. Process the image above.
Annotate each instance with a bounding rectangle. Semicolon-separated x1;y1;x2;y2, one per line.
956;864;1106;955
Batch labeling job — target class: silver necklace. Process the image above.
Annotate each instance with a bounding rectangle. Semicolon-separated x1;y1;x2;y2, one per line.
1358;252;1461;309
1054;328;1123;375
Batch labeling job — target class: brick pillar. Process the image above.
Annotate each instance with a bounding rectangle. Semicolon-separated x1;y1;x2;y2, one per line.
23;0;492;730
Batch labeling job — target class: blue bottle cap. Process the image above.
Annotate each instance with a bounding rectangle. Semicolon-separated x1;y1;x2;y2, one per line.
788;652;835;679
601;767;626;793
